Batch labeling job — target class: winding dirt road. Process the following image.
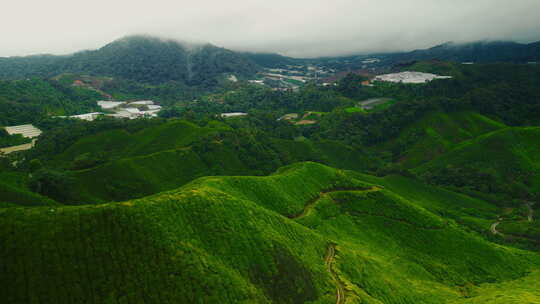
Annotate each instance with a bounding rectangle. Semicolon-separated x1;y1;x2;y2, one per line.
325;244;345;304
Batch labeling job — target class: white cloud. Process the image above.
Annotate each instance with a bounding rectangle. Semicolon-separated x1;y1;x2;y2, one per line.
1;0;539;57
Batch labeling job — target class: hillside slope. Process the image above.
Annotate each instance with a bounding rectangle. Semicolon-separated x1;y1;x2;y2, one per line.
374;111;505;167
0;171;58;207
414;127;540;203
1;162;539;303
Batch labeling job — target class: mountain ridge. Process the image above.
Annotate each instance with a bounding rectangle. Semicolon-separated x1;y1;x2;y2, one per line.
0;35;261;85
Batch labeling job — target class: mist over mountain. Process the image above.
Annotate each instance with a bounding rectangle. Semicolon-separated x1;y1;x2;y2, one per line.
390;40;540;63
0;35;260;86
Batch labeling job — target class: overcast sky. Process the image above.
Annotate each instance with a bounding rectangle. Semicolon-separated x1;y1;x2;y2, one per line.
2;0;540;58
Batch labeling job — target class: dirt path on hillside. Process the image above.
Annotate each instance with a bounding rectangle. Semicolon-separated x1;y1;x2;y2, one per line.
490;219;503;236
491;202;535;235
325;244;345;304
291;187;380;220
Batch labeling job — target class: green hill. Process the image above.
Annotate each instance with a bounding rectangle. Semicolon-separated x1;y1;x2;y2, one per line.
414;127;540;203
62;136;378;204
374;111;505;167
56;119;225;163
29;119;380;204
1;162;539;303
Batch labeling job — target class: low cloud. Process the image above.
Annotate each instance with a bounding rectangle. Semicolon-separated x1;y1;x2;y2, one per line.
2;0;540;57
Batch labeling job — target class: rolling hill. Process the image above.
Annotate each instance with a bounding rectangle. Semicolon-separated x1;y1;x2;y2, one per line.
29;120;380;204
414;127;540;203
1;162;539;303
374;111;506;168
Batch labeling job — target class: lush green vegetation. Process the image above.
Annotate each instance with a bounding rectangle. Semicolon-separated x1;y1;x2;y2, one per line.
373;111;506;167
1;162;538;303
23;118;380;204
0;160;58;207
0;78;102;126
415;127;540;204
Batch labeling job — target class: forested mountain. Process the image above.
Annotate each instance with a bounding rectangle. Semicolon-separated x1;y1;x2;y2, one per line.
0;35;260;86
243;52;304;68
239;40;540;71
391;41;540;63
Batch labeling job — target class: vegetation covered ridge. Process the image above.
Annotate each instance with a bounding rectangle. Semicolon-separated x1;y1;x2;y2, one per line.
2;162;539;303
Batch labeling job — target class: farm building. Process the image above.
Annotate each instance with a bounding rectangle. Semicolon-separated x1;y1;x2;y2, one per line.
374;71;452;84
97;101;126;110
128;100;155;106
277;113;299;121
147;105;162;110
221;112;248;118
4;124;42;138
68;112;103;121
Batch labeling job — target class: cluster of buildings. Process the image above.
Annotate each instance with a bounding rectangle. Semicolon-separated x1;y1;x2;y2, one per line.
4;124;42;138
248;65;334;90
374;71;452;84
100;100;162;119
56;100;163;121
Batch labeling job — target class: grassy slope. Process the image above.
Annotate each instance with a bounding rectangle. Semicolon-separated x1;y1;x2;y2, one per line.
57;120;225;163
349;173;500;233
51;121;378;204
414;127;540;202
448;271;540;304
375;111;505;168
1;162;539;303
69;139;377;204
0;171;58;207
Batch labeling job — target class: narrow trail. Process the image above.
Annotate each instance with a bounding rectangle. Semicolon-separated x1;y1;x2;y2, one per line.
490;202;535;236
290;186;380;220
325;244;345;304
490;220;503;236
